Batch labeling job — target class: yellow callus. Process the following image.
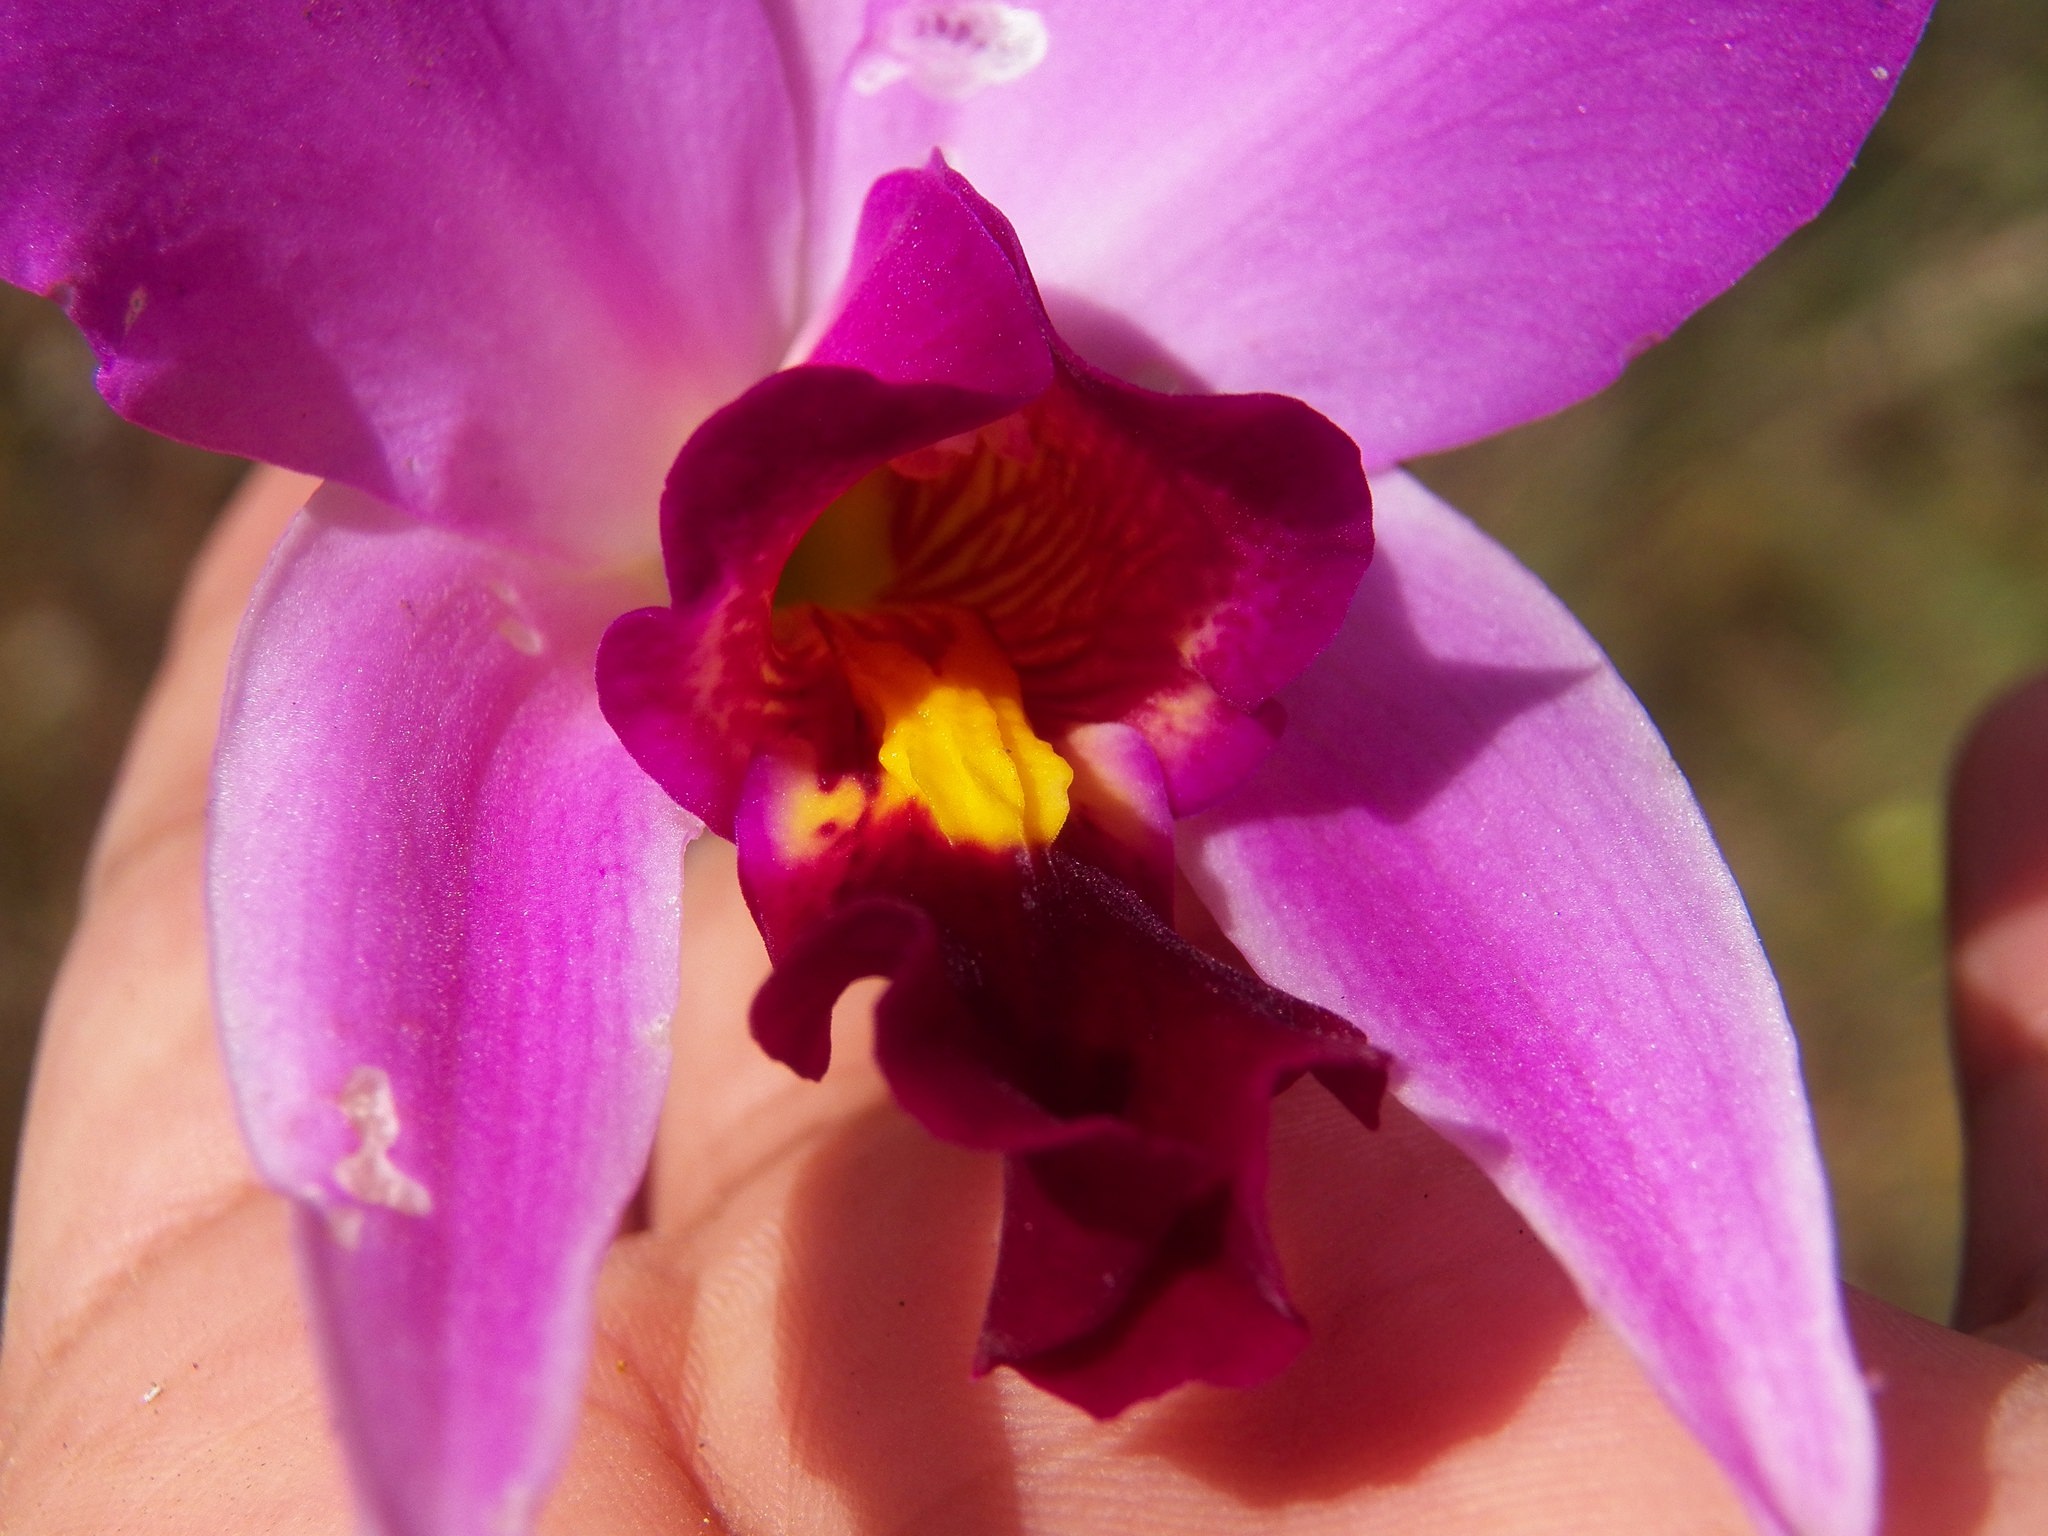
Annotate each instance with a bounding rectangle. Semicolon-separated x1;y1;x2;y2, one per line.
775;772;872;854
833;619;1071;850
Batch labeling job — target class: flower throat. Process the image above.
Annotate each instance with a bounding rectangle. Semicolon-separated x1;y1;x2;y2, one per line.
772;419;1074;852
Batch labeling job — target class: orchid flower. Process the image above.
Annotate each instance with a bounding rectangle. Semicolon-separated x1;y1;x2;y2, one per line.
0;4;1933;1535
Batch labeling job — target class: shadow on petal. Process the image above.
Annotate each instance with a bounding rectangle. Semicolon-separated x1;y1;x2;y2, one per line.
1249;558;1591;825
1042;288;1209;396
77;222;389;500
777;1103;1024;1536
1133;1084;1580;1503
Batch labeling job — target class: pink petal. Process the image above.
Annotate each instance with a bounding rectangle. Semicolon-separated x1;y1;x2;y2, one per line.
1180;472;1873;1536
209;486;695;1536
811;0;1932;462
2;3;800;559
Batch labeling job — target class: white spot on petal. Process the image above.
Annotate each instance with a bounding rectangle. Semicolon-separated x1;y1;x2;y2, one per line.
849;51;912;95
496;615;545;655
1871;64;1891;81
852;3;1048;103
334;1066;433;1218
140;1382;163;1405
487;579;548;656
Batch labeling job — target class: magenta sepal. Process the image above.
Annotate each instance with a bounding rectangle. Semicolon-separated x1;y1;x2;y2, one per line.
1182;471;1875;1536
806;0;1936;468
209;485;695;1536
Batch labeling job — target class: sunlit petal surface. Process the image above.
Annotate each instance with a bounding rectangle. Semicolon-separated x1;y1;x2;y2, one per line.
0;2;801;558
1183;470;1872;1536
804;0;1932;464
209;486;694;1535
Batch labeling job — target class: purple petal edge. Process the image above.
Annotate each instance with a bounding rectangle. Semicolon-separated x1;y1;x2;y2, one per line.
1181;472;1873;1536
209;486;694;1536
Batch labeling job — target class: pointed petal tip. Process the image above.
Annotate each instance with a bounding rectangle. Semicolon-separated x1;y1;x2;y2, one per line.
1184;470;1876;1536
212;489;693;1536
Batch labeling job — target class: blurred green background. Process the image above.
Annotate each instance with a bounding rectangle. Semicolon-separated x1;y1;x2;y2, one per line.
2;0;2045;1321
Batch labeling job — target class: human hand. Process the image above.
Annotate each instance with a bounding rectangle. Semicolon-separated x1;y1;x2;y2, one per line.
2;467;2045;1533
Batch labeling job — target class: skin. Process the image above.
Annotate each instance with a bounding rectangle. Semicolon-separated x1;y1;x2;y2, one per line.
1;467;2047;1534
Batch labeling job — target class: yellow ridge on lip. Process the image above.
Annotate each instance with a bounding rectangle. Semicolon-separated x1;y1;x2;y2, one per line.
833;617;1071;850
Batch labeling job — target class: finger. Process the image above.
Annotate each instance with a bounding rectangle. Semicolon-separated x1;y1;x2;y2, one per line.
1;466;310;1380
0;468;362;1530
645;836;894;1236
1948;673;2048;1350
